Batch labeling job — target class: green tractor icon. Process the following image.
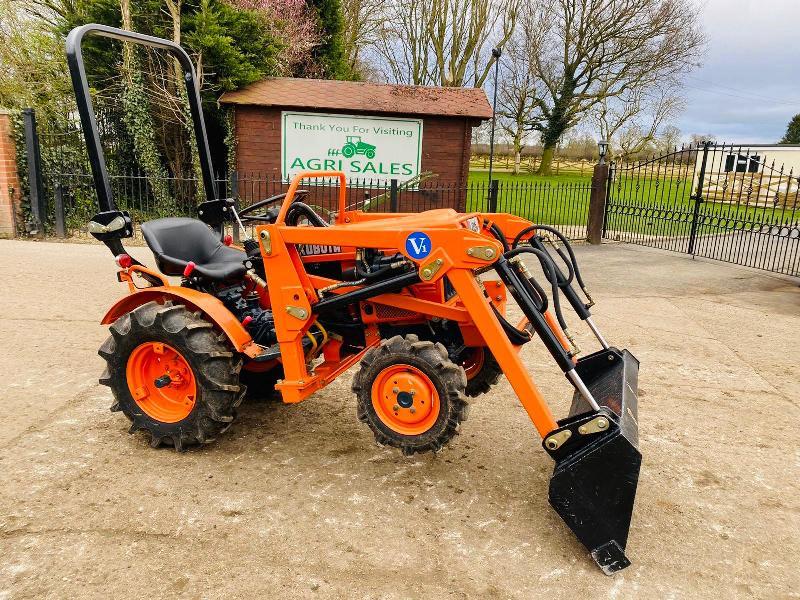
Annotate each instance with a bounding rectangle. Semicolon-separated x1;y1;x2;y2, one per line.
341;135;376;159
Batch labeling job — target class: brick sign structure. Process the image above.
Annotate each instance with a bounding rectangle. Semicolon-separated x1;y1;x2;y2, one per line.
220;78;492;195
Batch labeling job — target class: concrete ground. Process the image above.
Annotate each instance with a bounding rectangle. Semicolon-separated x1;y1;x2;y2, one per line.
0;239;798;599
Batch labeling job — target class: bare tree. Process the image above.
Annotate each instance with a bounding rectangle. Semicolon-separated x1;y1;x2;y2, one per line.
496;32;540;173
656;124;682;152
523;0;705;174
373;0;520;87
232;0;321;76
593;84;685;159
340;0;383;76
0;0;75;116
690;133;714;145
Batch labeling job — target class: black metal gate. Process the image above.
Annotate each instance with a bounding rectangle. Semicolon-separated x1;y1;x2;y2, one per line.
604;143;800;277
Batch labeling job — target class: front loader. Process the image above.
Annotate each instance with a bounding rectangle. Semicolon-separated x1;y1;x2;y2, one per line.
67;24;642;574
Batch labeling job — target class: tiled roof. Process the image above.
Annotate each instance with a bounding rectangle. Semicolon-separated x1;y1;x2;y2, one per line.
219;77;493;120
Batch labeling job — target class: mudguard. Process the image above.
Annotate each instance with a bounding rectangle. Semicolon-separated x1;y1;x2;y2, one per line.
101;286;261;358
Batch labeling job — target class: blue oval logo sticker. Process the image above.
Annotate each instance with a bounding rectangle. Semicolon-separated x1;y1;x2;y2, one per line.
405;232;432;260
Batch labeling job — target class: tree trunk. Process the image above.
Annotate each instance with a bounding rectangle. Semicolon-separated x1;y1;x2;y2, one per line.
536;80;575;176
512;132;522;175
537;145;556;175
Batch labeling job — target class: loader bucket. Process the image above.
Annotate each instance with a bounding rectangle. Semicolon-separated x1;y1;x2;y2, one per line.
546;348;641;574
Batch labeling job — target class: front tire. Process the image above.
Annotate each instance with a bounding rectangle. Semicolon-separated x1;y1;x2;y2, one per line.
352;335;468;455
99;301;244;450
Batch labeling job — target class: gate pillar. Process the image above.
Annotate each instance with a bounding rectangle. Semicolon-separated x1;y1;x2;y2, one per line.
587;162;609;245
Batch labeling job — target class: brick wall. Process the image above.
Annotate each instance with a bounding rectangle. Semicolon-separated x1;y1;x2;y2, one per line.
0;111;21;237
233;106;478;211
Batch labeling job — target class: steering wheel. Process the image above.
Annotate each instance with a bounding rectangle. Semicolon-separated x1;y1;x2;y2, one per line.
238;190;310;224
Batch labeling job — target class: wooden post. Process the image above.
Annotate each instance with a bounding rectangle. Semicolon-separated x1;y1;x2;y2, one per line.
586;162;609;244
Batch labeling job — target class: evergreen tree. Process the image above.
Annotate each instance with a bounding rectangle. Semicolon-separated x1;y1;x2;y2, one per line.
306;0;356;80
54;0;283;176
780;114;800;144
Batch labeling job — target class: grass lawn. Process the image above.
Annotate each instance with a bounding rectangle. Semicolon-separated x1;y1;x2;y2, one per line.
468;170;590;187
464;170;590;235
466;170;795;238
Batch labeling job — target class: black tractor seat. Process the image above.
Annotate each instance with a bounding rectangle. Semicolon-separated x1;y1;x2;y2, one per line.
140;217;247;282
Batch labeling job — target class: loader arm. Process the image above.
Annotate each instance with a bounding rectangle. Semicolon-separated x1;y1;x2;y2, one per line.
260;175;642;572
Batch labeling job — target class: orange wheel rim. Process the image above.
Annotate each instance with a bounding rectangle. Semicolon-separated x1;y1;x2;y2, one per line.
126;342;197;423
371;364;440;435
460;347;485;381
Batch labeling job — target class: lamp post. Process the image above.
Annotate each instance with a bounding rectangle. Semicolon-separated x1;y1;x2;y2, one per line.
487;47;502;184
597;139;609;165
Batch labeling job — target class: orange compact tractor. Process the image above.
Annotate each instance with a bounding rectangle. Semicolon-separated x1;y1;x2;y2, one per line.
68;25;642;574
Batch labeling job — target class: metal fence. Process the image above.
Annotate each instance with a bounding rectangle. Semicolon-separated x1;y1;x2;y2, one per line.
25;109;799;277
604;143;800;277
16;107;594;240
41;169;593;241
22;108;593;240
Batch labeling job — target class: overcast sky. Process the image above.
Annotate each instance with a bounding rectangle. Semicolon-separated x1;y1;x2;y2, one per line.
678;0;800;143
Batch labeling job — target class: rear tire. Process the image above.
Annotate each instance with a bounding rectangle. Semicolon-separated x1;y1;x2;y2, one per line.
99;301;244;450
352;334;468;455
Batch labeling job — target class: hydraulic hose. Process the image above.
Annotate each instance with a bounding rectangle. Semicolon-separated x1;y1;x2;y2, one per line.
493;258;574;373
286;202;328;228
513;224;588;292
484;220;510;253
522;268;548;313
512;225;575;286
481;220;546;311
504;246;567;332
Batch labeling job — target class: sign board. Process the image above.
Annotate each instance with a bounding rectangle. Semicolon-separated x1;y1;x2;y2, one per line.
282;111;423;184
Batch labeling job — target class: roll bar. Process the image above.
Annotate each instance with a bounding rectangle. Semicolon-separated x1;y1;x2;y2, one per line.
65;24;218;214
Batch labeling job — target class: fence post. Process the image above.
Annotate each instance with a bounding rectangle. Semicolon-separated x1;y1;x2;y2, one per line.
586;161;609;244
23;108;45;235
230;171;240;244
488;179;499;213
602;162;615;238
390;178;399;212
54;183;66;238
687;142;710;255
